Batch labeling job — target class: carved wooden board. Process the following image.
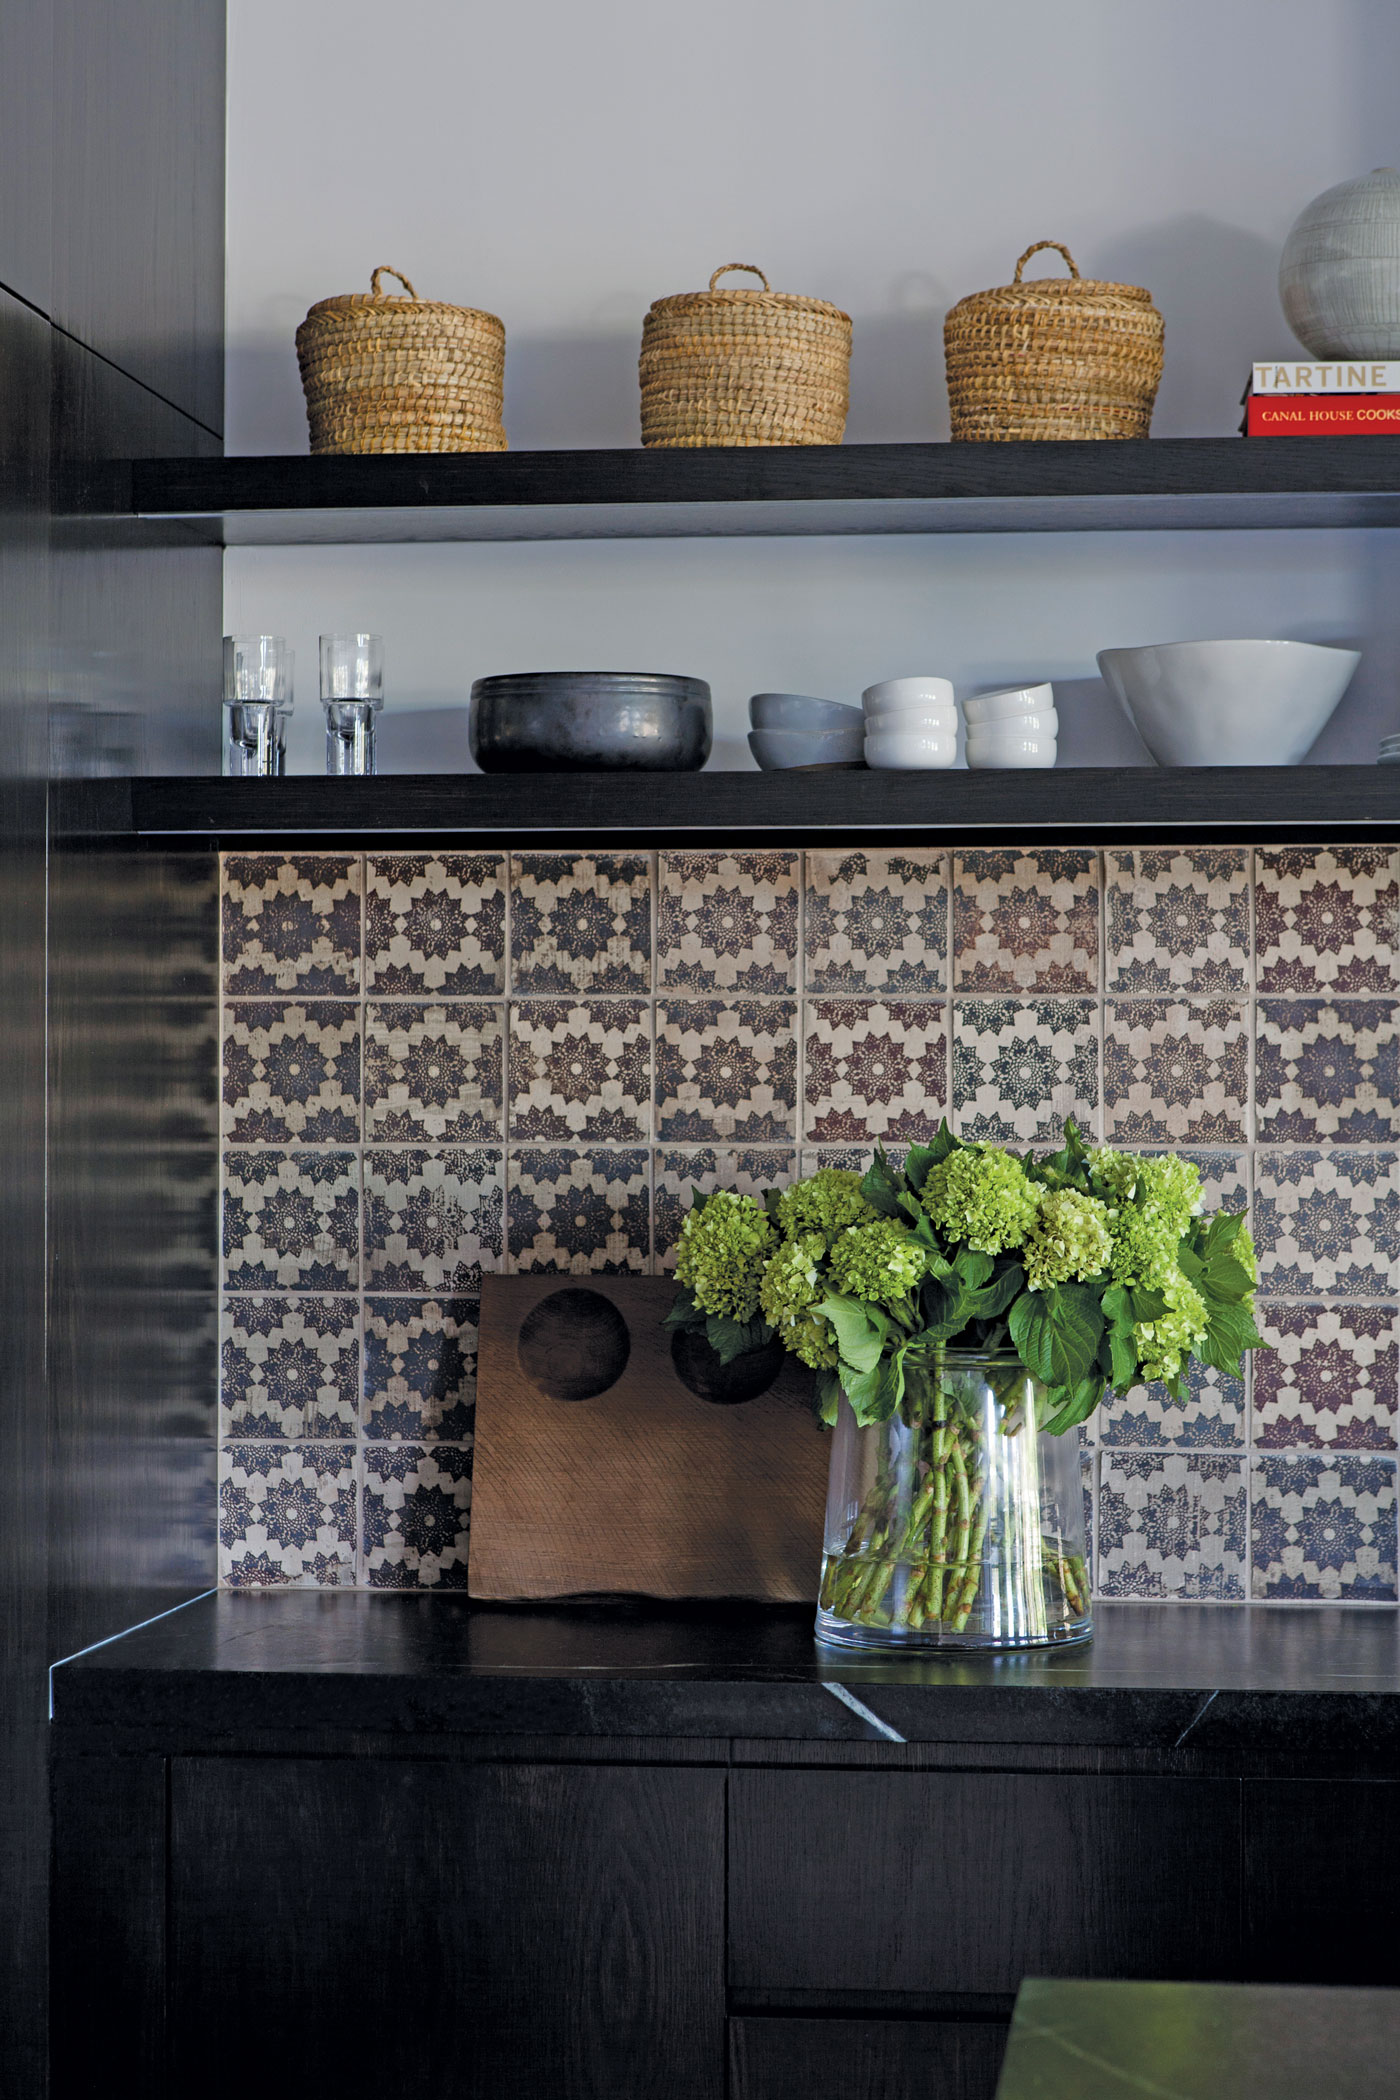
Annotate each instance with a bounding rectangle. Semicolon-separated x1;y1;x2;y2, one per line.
470;1274;829;1600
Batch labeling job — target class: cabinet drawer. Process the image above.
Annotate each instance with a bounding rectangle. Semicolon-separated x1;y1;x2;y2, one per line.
729;2016;1006;2100
729;1770;1240;1995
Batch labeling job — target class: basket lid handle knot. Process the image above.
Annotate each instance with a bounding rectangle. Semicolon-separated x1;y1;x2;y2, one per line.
709;263;770;292
369;266;419;301
1013;241;1080;283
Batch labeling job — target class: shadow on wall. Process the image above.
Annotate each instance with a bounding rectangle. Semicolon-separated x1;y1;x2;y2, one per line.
1097;215;1282;439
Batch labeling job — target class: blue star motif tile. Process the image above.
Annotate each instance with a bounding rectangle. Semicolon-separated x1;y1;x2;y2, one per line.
1251;1453;1397;1599
364;1297;477;1440
363;1444;472;1588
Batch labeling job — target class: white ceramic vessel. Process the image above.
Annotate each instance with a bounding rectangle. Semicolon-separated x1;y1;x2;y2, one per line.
863;705;958;733
961;708;1058;738
1096;639;1360;767
962;682;1054;725
864;725;958;769
862;676;955;714
1280;167;1400;358
965;728;1057;770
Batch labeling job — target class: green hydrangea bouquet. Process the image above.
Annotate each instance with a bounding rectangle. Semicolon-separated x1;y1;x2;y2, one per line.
666;1121;1263;1645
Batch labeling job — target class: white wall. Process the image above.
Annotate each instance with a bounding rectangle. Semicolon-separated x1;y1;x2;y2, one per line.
224;0;1400;770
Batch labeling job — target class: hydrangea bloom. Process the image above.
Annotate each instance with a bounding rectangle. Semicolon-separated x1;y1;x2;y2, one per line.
1133;1269;1209;1385
828;1219;927;1306
1089;1147;1140;1205
1023;1187;1113;1291
775;1168;876;1246
759;1232;838;1368
1103;1154;1203;1288
674;1190;775;1323
922;1146;1040;1255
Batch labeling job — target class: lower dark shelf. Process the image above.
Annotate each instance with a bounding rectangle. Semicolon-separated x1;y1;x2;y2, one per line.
57;765;1400;850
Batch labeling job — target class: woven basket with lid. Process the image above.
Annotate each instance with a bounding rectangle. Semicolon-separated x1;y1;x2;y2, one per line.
639;264;851;448
944;242;1163;441
295;267;507;455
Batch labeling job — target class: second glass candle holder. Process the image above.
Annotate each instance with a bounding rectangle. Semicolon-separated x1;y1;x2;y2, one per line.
320;632;384;776
223;634;293;777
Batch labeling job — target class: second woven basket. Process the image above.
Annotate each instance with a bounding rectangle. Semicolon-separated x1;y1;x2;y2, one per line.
944;241;1163;441
639;264;851;448
295;267;507;455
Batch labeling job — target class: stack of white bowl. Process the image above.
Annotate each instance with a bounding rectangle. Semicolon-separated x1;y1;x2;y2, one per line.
862;677;958;769
963;682;1058;769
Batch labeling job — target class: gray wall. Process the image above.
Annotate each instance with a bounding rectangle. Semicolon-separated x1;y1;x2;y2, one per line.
0;1;225;2084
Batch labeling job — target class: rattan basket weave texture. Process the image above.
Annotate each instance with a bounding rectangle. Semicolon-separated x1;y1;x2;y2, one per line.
295;267;507;455
944;241;1163;441
639;264;851;448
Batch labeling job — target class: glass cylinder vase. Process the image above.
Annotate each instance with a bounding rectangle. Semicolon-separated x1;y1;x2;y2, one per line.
815;1348;1090;1652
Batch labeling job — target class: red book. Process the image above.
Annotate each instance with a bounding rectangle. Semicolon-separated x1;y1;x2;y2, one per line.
1247;394;1400;434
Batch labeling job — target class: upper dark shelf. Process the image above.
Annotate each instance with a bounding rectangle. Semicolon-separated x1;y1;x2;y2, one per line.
134;436;1400;544
63;766;1399;852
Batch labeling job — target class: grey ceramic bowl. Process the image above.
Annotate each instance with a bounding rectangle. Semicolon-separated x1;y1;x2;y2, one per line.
470;672;712;772
748;723;867;770
748;692;864;732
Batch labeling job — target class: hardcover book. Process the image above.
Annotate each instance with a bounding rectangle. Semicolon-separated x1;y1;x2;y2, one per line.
1246;394;1400;434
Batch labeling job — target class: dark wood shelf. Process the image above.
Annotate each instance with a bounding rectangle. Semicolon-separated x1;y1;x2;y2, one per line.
132;436;1400;544
59;766;1400;851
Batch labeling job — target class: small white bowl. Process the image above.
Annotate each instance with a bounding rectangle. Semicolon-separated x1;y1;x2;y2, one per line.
864;726;958;770
962;682;1055;725
965;728;1058;770
961;707;1058;738
863;705;958;734
863;676;955;715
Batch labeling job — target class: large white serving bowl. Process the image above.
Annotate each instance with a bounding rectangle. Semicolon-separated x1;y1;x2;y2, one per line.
962;682;1055;725
1096;639;1361;766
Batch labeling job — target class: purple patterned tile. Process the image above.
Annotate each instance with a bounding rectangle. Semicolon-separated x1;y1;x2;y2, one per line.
363;1298;477;1441
222;1001;360;1143
1105;848;1250;993
363;1443;472;1589
507;999;650;1142
805;851;948;994
220;1443;357;1587
1253;1304;1397;1450
1102;997;1249;1145
510;853;651;992
1099;1356;1246;1451
1256;999;1398;1143
656;999;797;1143
365;852;505;994
222;1150;359;1290
507;1147;650;1273
363;1147;503;1293
1255;847;1400;992
953;849;1099;992
658;851;798;992
1254;1149;1400;1297
221;1295;359;1439
1097;1453;1247;1599
952;997;1099;1144
1251;1453;1397;1599
364;1002;504;1142
655;1147;796;1268
804;998;948;1142
222;854;361;995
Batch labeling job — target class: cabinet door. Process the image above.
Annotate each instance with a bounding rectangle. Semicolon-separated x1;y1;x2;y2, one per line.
730;1770;1242;1996
730;2016;1007;2100
1243;1780;1400;1986
170;1758;725;2100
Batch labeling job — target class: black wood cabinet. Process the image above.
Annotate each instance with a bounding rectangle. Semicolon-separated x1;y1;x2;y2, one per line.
729;2015;1010;2100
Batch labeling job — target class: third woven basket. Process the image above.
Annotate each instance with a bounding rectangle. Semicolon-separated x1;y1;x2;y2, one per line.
944;241;1163;441
639;264;851;447
295;267;507;455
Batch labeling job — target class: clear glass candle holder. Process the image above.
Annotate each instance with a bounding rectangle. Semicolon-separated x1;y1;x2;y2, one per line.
320;633;383;775
223;634;293;778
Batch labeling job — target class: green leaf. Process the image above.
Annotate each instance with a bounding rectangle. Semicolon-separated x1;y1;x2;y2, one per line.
1040;1117;1093;1188
903;1123;957;1190
688;1186;711;1213
859;1151;904;1219
1040;1372;1106;1436
819;1292;884;1373
1131;1285;1169;1322
919;1273;961;1333
1198;1298;1263;1377
841;1357;901;1425
1201;1252;1254;1302
1106;1319;1140;1392
815;1367;844;1426
661;1283;701;1330
704;1313;772;1363
961;1261;1025;1323
1102;1283;1133;1327
953;1246;994;1291
1009;1283;1103;1392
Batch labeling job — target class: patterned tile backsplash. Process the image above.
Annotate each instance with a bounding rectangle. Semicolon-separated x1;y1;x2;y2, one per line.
218;846;1399;1600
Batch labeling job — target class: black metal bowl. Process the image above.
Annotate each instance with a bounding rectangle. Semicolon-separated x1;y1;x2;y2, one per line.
469;672;712;772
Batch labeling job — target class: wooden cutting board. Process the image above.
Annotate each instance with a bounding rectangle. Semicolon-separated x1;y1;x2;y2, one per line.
469;1273;830;1600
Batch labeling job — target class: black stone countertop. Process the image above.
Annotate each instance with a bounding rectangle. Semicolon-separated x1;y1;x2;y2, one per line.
995;1978;1400;2099
50;1593;1400;1759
